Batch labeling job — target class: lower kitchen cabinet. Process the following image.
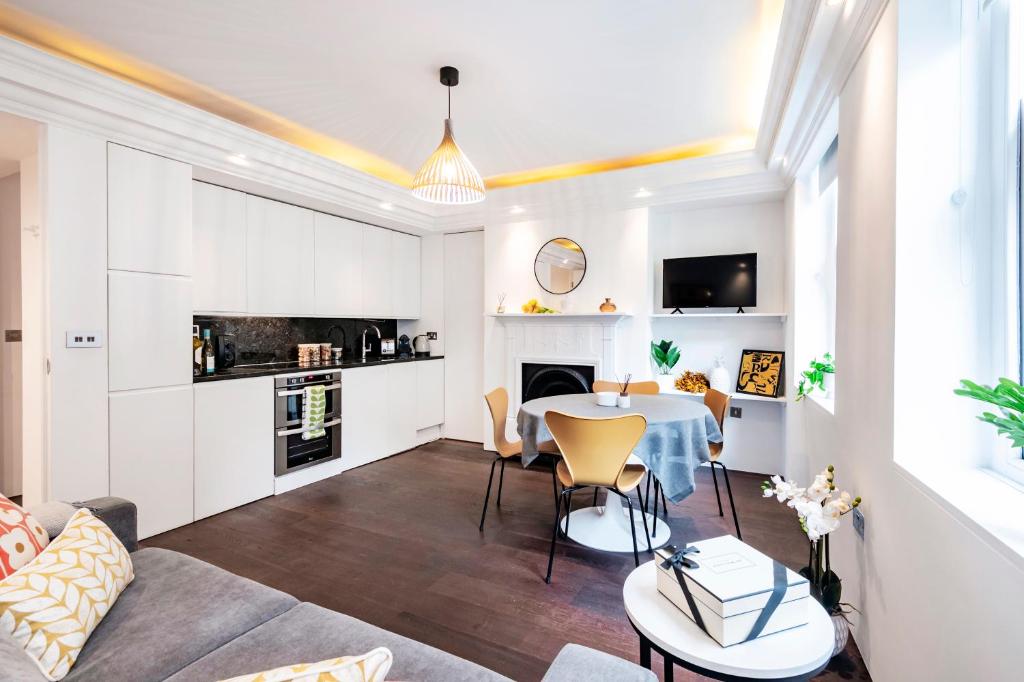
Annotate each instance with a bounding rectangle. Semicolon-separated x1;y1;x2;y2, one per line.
109;385;194;539
194;376;274;520
341;360;443;471
416;360;445;430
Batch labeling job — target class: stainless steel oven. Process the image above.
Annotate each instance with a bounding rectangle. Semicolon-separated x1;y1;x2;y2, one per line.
274;370;341;476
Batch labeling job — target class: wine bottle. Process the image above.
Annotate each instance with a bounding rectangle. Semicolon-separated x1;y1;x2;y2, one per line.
192;325;202;377
203;329;216;375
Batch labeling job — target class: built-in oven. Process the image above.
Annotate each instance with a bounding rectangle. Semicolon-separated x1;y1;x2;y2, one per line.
274;370;341;476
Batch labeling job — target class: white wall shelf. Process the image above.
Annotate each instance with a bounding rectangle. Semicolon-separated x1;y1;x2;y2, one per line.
663;388;787;405
650;312;787;320
488;312;631;321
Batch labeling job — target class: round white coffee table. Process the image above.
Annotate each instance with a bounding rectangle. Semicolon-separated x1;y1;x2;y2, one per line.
623;561;834;681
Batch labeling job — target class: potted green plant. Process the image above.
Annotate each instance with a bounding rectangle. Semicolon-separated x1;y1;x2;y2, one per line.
796;352;835;401
762;466;861;656
651;339;680;391
955;377;1024;446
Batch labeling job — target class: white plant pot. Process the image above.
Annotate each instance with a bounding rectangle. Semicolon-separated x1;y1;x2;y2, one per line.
617;394;631;408
655;375;675;393
823;373;835;399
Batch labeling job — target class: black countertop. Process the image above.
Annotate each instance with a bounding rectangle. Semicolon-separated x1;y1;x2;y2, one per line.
193;354;444;383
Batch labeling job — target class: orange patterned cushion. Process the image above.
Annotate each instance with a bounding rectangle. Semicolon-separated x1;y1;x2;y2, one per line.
0;494;50;577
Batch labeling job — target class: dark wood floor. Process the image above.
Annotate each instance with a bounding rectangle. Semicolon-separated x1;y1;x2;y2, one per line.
145;439;870;681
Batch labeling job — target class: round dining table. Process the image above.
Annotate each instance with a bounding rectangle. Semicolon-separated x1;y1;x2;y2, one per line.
517;393;722;552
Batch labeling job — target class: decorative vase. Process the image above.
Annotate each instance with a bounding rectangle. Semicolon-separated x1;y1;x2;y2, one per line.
655;375;675;392
709;357;730;393
617;394;631;408
831;614;850;657
599;297;617;313
496;305;506;314
823;373;835;399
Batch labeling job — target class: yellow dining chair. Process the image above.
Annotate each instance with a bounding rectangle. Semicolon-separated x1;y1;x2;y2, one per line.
704;388;741;539
480;388;561;531
543;410;652;583
591;380;660;395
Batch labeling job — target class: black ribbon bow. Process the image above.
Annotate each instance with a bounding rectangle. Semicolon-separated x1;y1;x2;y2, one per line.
660;544;701;570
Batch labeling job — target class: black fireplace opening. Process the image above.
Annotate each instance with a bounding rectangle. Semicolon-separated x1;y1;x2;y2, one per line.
522;363;595;402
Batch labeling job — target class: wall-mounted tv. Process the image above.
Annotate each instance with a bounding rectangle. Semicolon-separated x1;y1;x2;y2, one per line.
662;253;757;313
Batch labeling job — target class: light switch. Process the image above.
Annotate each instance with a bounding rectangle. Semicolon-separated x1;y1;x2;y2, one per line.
66;330;104;348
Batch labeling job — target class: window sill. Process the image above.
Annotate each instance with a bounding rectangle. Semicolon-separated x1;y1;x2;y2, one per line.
894;461;1024;570
807;392;836;415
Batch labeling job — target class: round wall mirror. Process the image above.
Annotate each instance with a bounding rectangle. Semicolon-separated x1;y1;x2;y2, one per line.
534;238;587;295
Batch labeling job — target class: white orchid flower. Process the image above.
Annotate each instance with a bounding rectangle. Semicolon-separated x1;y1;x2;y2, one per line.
799;502;840;541
806;473;832;503
766;475;804;502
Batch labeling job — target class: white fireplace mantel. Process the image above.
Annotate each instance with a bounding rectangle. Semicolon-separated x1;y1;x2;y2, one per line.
487;313;631;323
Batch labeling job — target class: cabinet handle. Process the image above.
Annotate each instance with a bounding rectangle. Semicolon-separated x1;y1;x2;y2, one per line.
276;383;342;397
276;418;341;437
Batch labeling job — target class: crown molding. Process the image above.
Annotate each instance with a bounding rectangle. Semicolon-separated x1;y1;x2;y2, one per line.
765;0;891;181
0;36;437;232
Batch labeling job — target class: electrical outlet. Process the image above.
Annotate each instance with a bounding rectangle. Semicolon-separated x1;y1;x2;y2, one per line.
729;406;742;418
427;332;438;340
66;330;103;348
852;508;865;539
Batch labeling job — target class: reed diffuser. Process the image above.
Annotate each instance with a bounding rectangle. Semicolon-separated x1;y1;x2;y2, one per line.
617;373;632;408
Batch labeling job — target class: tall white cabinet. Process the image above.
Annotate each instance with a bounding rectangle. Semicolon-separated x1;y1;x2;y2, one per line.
392;231;421;319
107;144;195;540
246;195;316;315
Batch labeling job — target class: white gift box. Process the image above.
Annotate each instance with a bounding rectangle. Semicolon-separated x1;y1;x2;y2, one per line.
655;535;810;647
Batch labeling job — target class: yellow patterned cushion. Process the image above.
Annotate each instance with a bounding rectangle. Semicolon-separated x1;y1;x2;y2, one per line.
219;647;393;682
0;508;134;681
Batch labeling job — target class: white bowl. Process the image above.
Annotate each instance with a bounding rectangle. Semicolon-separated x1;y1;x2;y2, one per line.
595;391;618;407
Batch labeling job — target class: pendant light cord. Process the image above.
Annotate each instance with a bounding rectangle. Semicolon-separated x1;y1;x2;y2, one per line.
448;86;451;119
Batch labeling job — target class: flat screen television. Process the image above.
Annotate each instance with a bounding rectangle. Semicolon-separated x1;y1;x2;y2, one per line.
662;253;757;313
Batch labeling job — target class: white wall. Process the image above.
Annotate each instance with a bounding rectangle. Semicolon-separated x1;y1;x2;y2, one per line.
785;4;1024;680
41;126;109;502
19;153;43;505
650;201;786;473
0;172;20;496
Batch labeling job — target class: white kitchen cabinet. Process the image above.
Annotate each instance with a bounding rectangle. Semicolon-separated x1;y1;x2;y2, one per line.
109;386;193;539
194;377;274;520
193;182;247;313
341;365;389;470
107;144;192;276
415;360;444;430
246;195;315;315
314;213;363;317
108;271;192;391
391;232;421;319
387;362;417;454
361;225;393;318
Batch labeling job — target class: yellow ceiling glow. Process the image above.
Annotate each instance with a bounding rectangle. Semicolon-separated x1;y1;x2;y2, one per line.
0;4;770;192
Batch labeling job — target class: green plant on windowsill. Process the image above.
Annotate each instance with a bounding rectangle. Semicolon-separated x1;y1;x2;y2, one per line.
795;352;835;401
955;377;1024;447
650;339;680;376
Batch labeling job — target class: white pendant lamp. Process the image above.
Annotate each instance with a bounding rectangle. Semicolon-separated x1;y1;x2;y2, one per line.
411;66;485;204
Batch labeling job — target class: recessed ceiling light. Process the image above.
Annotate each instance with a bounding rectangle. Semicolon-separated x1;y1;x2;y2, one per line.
509;206;525;214
227;153;250;167
634;188;652;199
379;202;394;211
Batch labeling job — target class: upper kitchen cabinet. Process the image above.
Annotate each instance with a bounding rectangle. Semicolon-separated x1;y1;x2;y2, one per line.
193;182;247;313
246;195;315;316
314;213;363;317
107;144;192;276
361;225;393;318
391;231;421;319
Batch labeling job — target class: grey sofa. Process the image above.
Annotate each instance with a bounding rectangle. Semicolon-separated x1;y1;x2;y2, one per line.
0;497;654;682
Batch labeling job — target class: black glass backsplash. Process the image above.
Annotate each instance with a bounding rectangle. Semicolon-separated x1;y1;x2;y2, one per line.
193;316;398;365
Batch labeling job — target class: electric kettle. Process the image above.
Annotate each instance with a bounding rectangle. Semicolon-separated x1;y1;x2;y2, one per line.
413;334;431;356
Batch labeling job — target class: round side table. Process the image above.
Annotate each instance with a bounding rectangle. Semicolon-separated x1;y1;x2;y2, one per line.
622;561;834;681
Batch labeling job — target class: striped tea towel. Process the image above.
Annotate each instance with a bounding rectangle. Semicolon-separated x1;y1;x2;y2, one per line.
301;384;327;440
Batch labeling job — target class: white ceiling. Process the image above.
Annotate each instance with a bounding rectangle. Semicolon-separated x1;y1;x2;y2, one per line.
7;0;782;180
0;111;37;177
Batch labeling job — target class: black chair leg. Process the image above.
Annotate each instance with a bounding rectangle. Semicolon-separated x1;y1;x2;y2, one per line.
625;496;640;567
479;457;497;531
710;462;724;516
636;488;653;552
593;487;599;506
546;490;565;584
652;479;659;536
720;463;742;540
660;485;669;520
645;474;652;513
496;458;506;507
565;490;574;538
551;461;560;510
